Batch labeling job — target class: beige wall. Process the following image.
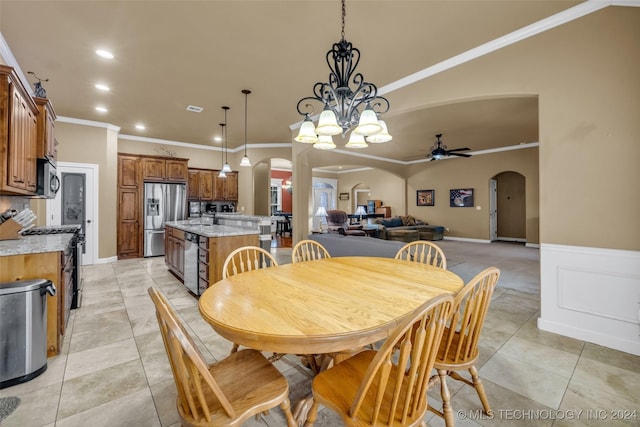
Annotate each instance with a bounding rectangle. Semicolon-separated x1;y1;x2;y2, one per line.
54;122;118;258
336;169;405;217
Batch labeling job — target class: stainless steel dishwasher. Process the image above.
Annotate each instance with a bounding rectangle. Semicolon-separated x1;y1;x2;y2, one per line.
183;232;200;295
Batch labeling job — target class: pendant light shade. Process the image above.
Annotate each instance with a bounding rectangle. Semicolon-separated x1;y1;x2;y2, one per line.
313;135;336;150
366;119;392;143
353;103;382;136
295;114;319;143
345;132;368;149
221;106;231;174
218;122;227;178
315;105;342;136
240;89;252;167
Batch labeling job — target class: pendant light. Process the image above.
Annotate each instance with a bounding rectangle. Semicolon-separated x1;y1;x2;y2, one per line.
240;89;252;167
218;122;227;178
221;106;232;173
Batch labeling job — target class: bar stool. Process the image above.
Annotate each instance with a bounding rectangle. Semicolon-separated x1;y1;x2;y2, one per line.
276;219;291;237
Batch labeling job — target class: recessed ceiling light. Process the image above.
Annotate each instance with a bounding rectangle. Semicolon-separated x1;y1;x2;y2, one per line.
95;83;110;91
95;106;108;113
95;49;114;59
214;136;222;142
135;124;145;130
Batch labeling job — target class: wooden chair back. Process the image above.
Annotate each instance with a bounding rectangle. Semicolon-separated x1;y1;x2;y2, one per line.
147;287;235;423
222;246;278;279
291;239;331;263
438;267;500;366
309;294;454;426
395;240;447;269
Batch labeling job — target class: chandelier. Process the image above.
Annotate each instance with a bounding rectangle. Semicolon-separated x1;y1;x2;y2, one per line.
240;89;252;167
220;106;231;176
295;0;392;149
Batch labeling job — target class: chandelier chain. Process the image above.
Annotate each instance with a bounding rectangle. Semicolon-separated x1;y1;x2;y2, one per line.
341;0;346;41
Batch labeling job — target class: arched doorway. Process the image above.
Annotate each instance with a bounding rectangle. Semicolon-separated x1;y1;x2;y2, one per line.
490;171;526;242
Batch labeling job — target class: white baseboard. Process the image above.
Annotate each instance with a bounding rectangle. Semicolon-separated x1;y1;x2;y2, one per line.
443;236;491;244
95;256;118;264
539;243;640;356
526;243;540;248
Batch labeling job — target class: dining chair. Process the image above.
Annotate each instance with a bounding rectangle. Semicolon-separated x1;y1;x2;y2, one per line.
222;246;278;279
147;287;296;427
291;239;331;263
429;267;500;427
222;246;278;354
394;240;447;269
304;293;454;427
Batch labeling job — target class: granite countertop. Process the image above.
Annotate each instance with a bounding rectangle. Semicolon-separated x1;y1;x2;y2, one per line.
206;213;272;222
0;234;74;256
165;220;259;237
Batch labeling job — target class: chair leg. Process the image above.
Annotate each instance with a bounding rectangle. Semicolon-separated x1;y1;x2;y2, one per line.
303;400;320;427
230;343;239;353
438;369;455;427
469;365;492;416
280;396;297;427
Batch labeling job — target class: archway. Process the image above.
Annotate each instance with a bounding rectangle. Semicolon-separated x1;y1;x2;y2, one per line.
491;171;526;242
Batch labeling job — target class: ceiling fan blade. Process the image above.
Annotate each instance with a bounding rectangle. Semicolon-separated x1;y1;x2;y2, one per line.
449;152;472;158
447;147;470;152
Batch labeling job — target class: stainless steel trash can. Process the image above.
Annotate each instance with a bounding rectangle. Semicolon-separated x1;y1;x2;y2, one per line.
0;279;56;389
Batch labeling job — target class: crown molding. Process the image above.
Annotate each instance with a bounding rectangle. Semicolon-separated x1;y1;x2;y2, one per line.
57;116;120;133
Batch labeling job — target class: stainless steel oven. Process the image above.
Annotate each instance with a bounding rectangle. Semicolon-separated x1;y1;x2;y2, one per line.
36;159;60;199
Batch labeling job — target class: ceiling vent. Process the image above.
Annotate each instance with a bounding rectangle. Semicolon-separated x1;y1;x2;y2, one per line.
186;105;204;113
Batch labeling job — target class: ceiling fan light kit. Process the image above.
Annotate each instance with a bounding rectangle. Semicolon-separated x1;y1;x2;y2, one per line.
295;0;391;150
428;134;471;161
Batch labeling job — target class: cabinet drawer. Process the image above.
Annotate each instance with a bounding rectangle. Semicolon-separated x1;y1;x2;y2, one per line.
172;228;185;240
199;277;209;292
198;262;209;280
199;235;209;249
198;248;208;264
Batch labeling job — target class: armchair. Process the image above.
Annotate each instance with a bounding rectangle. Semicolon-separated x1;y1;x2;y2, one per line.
326;210;366;236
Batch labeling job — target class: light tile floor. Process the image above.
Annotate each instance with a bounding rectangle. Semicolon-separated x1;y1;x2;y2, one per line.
1;241;639;426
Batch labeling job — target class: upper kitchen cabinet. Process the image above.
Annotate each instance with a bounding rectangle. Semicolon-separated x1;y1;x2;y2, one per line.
0;64;39;196
142;156;188;182
188;168;214;200
34;96;57;162
213;171;238;201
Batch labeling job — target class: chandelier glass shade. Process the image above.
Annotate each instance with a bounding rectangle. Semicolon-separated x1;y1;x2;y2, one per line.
295;0;391;149
314;135;337;150
240;89;252;167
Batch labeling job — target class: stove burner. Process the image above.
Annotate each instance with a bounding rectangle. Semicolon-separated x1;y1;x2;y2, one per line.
22;225;82;236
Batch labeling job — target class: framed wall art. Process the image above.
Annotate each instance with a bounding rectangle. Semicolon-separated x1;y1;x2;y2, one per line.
416;189;434;206
450;188;474;207
339;192;349;200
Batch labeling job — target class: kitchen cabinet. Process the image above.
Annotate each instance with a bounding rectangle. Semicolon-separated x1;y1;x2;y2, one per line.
0;64;39;196
142;156;188;182
165;226;185;279
197;233;258;287
117;154;142;259
0;250;66;357
188;168;214;200
34;96;57;162
213;171;238;201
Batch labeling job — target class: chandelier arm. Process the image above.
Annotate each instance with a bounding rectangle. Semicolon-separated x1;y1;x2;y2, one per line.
296;97;321;116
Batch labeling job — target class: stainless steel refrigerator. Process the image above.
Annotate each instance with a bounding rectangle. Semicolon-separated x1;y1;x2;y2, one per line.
144;182;187;257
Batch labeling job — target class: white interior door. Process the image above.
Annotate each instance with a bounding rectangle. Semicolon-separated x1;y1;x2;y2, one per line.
47;162;97;265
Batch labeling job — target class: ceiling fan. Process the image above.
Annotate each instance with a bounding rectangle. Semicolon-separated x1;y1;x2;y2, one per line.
427;134;471;161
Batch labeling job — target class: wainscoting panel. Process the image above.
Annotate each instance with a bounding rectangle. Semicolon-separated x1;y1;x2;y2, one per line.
538;243;640;356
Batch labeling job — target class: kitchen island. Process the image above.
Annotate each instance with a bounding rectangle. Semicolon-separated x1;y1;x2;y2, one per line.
164;219;259;296
0;231;78;356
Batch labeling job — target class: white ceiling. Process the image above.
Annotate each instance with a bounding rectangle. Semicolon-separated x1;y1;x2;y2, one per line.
1;0;598;168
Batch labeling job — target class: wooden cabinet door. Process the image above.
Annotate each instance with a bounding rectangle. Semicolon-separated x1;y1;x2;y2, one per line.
8;85;28;190
165;159;188;181
188;170;199;200
35;97;57;162
118;188;140;258
142;157;165;180
199;170;214;200
213;173;225;200
225;172;238;200
176;238;185;277
118;155;140;188
24;105;38;192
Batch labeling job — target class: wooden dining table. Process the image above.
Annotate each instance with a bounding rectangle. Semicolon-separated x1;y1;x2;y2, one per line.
198;256;463;356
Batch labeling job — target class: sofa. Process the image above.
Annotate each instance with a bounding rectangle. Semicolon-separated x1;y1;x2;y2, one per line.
308;233;405;258
373;215;445;242
325;210;366;236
